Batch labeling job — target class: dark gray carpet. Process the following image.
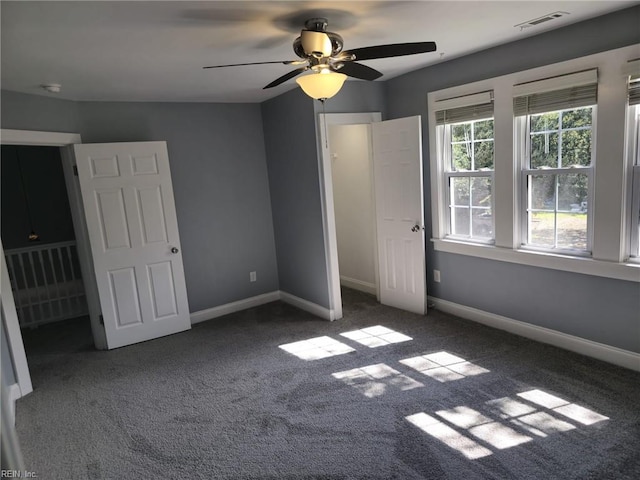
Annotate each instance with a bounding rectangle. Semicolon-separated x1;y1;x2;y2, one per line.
15;289;640;479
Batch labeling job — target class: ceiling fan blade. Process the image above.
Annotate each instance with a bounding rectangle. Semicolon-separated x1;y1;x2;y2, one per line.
203;60;300;69
345;42;437;61
263;67;307;89
337;62;383;81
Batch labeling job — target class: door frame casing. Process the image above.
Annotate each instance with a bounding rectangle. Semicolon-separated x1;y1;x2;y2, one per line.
0;129;106;397
1;128;87;399
317;112;382;319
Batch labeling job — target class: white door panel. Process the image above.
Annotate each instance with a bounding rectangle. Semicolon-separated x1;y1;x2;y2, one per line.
373;116;426;315
74;142;190;349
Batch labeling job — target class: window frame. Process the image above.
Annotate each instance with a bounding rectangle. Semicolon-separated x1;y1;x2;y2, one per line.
628;104;640;261
518;106;596;255
441;116;495;244
427;44;640;283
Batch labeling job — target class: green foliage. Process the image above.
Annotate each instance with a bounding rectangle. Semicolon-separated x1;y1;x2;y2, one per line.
474;119;494;140
529;108;592;169
450;119;494;171
474;141;494;169
448;119;494;238
528;108;592;210
451;177;469;205
452;143;471;170
561;130;591;167
530;173;588;212
530;131;558;168
452;123;471;142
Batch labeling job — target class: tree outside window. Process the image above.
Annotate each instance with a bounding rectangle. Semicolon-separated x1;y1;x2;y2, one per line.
525;107;593;251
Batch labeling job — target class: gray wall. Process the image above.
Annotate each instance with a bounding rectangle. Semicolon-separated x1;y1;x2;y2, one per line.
1;90;80;133
315;81;387;116
385;6;640;352
77;101;279;312
261;88;331;308
1;6;637;353
1;95;279;313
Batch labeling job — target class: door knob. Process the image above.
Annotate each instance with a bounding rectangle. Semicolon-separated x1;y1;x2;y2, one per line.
170;247;179;254
411;224;422;232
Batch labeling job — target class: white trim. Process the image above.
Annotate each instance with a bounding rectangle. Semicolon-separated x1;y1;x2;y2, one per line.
513;69;598;96
59;146;107;350
0;129;81;146
429;296;640;372
434;91;493;111
7;384;21;426
1;243;32;397
432;238;640;282
189;290;336;324
0;129;86;398
190;291;280;324
629;165;640;260
279;291;335;321
339;276;377;296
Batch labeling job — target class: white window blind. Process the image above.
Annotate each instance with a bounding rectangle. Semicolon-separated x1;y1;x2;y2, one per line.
630;77;640;106
435;91;494;125
513;69;598;116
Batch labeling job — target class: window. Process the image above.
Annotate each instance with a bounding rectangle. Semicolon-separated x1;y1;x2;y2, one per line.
428;45;640;282
627;66;640;259
435;92;494;243
514;71;597;254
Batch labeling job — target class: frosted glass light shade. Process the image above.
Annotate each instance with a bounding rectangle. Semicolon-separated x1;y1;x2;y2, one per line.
296;71;347;100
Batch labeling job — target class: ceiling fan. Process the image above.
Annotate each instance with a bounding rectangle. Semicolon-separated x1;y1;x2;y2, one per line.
203;17;436;98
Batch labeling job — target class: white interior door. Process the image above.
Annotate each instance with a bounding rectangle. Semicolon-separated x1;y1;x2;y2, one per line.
73;141;190;349
372;116;426;315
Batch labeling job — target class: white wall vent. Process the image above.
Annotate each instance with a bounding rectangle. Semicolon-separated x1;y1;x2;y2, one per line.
515;11;569;29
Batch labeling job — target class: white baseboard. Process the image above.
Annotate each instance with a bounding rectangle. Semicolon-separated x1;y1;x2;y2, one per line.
340;276;377;296
428;296;640;372
279;291;335;321
190;290;335;325
190;291;280;324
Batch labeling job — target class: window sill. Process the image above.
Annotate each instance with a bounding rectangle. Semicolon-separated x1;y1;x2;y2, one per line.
432;238;640;282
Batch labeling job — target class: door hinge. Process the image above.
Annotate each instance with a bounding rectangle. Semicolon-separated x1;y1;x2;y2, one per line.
99;314;104;325
73;165;79;176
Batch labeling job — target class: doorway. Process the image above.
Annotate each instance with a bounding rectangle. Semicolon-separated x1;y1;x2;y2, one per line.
318;112;381;320
328;122;378;296
318;114;427;318
0;129;97;403
2;146;88;323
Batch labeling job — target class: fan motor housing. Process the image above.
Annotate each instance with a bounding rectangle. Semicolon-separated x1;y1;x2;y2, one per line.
294;30;344;59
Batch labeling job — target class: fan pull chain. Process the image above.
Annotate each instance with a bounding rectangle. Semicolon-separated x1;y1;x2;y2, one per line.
320;99;329;149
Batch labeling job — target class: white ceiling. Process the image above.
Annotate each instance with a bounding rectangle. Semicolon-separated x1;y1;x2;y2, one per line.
1;1;636;103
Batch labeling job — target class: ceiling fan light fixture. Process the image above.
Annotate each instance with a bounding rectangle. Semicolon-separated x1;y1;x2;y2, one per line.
296;71;346;100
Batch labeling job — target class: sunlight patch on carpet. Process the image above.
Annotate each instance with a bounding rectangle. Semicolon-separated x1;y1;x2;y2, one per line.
340;325;412;348
332;363;424;398
407;388;609;459
518;389;609;425
406;413;492;459
278;336;355;360
400;351;489;382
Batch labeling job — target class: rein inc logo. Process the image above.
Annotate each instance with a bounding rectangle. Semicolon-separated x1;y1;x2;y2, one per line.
1;471;37;478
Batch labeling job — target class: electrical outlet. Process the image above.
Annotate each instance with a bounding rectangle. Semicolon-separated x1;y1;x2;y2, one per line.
250;271;257;282
433;270;441;283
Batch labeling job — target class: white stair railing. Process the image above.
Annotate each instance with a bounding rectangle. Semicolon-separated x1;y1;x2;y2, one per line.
4;241;89;328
